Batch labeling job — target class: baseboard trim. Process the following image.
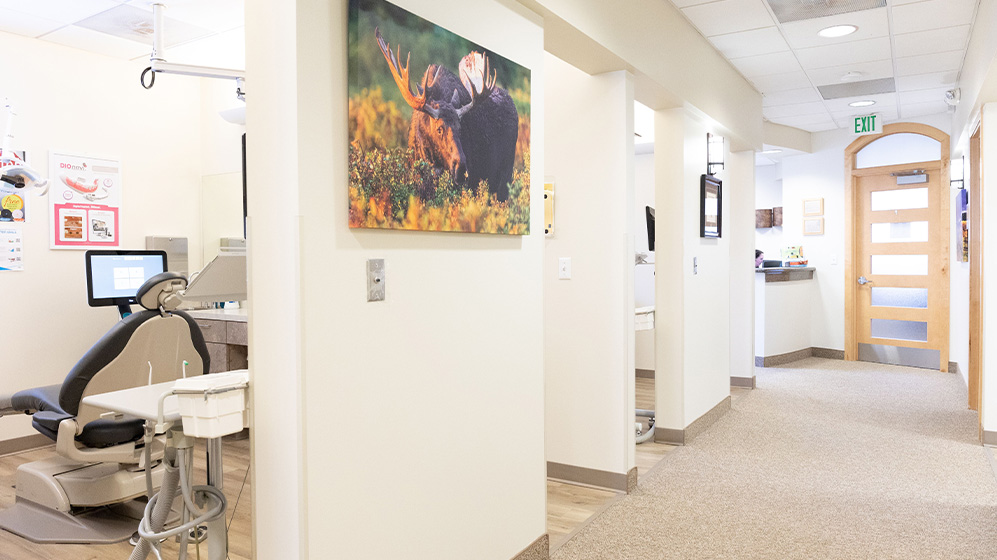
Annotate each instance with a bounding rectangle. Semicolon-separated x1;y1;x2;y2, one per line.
653;396;732;445
636;369;655;379
730;376;756;389
948;362;960;375
983;431;997;447
0;434;53;457
511;533;549;560
626;467;637;494
547;462;630;492
756;347;845;367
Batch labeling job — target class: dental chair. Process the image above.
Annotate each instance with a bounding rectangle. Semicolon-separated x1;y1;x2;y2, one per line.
0;272;209;544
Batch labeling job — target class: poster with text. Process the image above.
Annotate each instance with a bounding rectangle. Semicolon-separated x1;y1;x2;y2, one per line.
1;149;30;223
48;152;121;249
0;223;23;271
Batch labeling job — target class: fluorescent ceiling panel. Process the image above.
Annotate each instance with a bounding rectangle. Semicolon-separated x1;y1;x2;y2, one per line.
817;77;896;99
75;3;214;47
765;0;885;24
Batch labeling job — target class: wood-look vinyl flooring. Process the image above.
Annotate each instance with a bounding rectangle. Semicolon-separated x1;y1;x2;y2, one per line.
547;375;677;551
0;437;252;560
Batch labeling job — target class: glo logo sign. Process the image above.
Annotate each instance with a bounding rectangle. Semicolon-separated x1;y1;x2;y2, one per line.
852;114;882;136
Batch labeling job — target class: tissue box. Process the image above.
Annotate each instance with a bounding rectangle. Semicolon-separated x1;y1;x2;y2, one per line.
174;370;248;438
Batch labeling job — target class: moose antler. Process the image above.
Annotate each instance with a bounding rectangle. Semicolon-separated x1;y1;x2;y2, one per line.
375;27;440;114
457;52;496;118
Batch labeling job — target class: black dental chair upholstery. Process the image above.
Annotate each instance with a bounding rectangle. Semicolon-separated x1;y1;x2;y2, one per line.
7;272;210;448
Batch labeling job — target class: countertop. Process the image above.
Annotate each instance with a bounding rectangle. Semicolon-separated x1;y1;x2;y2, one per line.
186;308;248;323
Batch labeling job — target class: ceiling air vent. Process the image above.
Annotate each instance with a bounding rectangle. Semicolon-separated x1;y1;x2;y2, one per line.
817;78;896;100
766;0;886;24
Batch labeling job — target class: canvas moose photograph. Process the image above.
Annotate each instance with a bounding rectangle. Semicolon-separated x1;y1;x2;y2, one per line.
348;0;531;234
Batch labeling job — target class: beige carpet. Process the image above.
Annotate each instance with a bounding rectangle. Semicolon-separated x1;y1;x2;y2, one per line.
553;358;997;559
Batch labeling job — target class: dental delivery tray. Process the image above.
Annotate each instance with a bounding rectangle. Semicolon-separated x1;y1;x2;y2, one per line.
173;370;248;438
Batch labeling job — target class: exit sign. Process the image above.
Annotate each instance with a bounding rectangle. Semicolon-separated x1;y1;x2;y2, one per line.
853;114;882;136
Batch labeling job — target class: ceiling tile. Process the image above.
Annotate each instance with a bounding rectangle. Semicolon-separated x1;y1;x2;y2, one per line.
892;0;978;35
896;71;959;92
0;7;65;38
822;92;897;112
900;100;951;119
831;106;899;122
681;0;775;38
805;59;894;87
124;0;243;33
898;87;953;106
729;51;802;78
762;88;823;107
750;70;813;93
41;25;151;60
893;25;972;59
795;37;892;70
763;102;829;119
895;51;965;77
0;0;119;25
804;122;840;132
709;27;790;59
779;8;890;50
159;26;245;69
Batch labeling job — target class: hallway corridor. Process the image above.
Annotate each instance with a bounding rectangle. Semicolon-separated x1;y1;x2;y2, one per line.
553;358;997;559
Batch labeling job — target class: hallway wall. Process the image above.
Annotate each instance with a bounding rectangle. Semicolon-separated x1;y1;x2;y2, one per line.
544;54;636;477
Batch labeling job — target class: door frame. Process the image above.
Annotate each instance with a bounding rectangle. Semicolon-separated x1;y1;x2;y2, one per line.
844;123;951;369
969;121;983;414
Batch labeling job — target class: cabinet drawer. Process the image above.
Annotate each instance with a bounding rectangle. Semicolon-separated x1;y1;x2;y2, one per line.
206;342;229;373
226;321;248;345
194;319;226;343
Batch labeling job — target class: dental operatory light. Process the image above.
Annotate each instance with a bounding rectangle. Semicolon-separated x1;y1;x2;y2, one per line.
849;100;876;108
140;3;245;103
818;25;858;38
0;100;49;195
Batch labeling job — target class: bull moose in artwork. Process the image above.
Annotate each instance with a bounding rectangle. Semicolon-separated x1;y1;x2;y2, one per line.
375;27;519;201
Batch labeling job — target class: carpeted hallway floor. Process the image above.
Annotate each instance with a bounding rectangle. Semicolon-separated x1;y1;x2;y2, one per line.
553;358;997;559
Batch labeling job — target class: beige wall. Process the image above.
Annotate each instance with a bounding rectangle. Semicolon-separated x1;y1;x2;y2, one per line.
247;0;547;558
0;31;205;442
544;54;635;476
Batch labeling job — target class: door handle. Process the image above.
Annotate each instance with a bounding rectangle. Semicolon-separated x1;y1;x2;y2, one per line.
857;276;873;285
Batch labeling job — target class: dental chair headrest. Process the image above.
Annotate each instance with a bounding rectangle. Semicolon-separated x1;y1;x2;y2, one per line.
137;272;187;312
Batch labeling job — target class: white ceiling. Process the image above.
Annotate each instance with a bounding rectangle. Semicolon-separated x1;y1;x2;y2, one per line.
670;0;981;133
0;0;245;69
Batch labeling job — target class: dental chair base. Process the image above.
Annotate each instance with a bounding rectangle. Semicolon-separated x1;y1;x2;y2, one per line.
0;455;169;544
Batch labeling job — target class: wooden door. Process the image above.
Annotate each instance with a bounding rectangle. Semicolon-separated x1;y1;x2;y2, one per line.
852;162;949;371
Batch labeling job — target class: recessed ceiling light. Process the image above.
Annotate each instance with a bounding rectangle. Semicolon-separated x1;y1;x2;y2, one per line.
818;24;858;38
849;100;876;108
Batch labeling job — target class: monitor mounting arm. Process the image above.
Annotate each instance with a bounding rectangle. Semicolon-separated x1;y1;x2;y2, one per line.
140;3;245;101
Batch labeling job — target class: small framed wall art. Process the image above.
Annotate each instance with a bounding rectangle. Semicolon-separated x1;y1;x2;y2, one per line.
802;198;824;216
700;174;722;238
803;217;824;236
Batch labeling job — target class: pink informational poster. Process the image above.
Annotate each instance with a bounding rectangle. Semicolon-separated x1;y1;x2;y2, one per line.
48;151;121;249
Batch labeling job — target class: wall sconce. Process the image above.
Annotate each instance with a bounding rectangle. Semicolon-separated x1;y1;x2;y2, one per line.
707;133;725;176
951;155;965;189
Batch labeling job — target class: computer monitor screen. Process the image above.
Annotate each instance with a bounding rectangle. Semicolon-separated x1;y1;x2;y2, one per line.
85;250;167;308
645;206;656;252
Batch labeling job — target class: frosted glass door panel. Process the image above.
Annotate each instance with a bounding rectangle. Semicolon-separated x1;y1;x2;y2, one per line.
871;221;929;243
871;188;928;211
870;287;929;308
871;254;929;275
871;319;928;342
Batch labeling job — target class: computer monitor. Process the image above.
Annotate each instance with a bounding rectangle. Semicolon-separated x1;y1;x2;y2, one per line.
646;206;656;252
85;250;167;311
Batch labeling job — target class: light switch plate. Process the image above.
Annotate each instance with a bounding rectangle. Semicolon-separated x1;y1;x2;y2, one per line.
367;259;385;301
559;257;571;279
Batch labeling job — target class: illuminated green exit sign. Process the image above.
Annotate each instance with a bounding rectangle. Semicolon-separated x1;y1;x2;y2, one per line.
853;114;882;136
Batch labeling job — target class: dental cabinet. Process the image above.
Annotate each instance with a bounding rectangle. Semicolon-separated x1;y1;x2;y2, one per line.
188;309;248;373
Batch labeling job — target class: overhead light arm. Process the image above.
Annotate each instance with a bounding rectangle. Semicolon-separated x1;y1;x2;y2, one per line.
140;3;246;100
0;100;49;195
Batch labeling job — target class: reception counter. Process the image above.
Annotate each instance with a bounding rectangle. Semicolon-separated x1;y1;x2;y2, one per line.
754;268;816;367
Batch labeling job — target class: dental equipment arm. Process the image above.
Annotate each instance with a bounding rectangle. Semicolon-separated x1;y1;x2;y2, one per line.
1;100;49;195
